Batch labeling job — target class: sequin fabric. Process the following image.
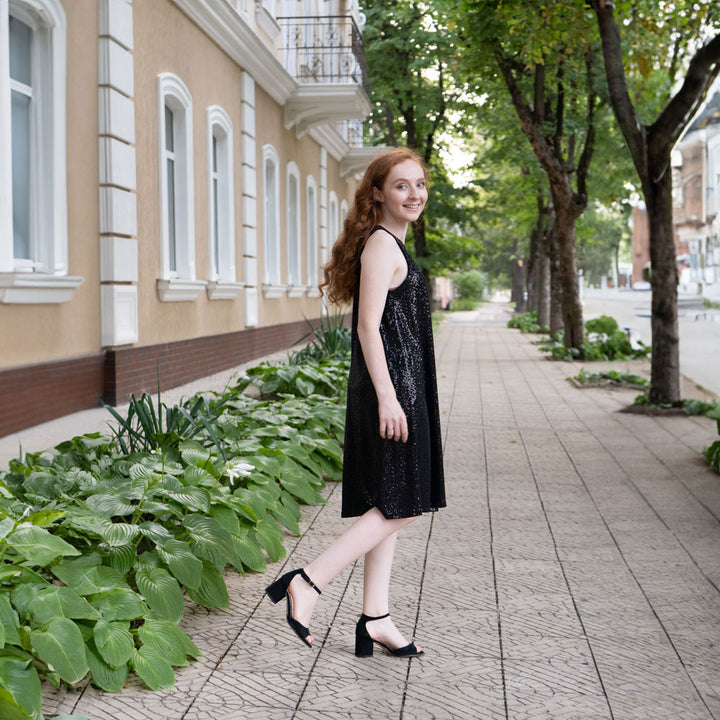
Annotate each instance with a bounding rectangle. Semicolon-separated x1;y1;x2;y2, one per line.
341;226;446;519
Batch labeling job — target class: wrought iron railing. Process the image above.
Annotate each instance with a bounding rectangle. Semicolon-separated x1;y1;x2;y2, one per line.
277;15;371;95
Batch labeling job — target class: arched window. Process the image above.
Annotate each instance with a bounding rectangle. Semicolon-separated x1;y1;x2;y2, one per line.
0;1;81;302
157;73;202;302
286;161;303;296
306;175;319;295
262;144;282;296
206;106;240;299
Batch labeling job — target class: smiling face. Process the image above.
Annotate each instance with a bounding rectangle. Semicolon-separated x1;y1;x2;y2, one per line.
373;159;428;229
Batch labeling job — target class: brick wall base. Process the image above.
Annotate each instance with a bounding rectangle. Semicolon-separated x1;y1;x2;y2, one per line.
0;318;319;438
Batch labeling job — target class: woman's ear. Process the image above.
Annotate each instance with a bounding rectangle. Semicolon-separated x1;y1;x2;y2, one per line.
372;186;384;203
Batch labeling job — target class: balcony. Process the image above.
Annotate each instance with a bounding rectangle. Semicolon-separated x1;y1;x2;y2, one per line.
278;15;372;137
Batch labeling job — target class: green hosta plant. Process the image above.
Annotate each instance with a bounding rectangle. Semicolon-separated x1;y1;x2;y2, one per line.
0;354;348;718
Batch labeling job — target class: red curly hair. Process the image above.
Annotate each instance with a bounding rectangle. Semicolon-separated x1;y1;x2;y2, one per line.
320;147;427;305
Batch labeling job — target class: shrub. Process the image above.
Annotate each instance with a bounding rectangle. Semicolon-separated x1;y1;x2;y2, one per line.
507;311;548;334
0;356;348;718
453;269;485;303
290;309;351;364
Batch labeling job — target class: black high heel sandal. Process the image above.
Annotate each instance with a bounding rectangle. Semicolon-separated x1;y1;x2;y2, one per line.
265;568;321;647
355;613;424;658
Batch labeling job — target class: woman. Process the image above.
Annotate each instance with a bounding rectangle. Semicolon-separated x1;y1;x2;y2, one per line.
265;147;445;658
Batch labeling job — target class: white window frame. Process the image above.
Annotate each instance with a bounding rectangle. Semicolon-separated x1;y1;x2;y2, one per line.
286;161;304;297
156;72;204;302
0;0;82;304
306;174;320;297
329;191;339;248
206;105;242;300
262;143;283;297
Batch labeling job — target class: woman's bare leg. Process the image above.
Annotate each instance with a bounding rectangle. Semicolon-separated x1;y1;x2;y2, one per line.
361;531;420;651
286;507;417;644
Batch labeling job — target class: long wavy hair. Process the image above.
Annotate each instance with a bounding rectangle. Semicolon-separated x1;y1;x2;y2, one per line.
320;147;427;305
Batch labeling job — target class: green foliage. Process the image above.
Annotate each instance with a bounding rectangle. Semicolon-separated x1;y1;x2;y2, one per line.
0;357;348;717
571;368;648;389
539;316;651;361
453;269;485;301
705;420;720;474
289;309;351;364
507;311;548;334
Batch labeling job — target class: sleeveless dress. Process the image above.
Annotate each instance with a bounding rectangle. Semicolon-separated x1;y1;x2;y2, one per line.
341;226;446;519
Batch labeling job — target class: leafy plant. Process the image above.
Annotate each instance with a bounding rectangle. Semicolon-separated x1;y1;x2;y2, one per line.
0;356;349;717
570;369;648;389
289;309;351;364
507;311;548;334
539;316;651;361
705;420;720;474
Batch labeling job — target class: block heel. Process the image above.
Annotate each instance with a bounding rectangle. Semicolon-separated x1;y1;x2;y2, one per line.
264;568;321;647
354;613;423;658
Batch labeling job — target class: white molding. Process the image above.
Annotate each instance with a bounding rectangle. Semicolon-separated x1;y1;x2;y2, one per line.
99;37;134;97
171;0;294;105
0;272;83;304
255;3;280;40
99;0;133;51
245;286;258;326
243;225;257;257
156;278;206;302
99;136;137;191
157;73;196;280
309;124;350;164
306;287;321;298
285;84;372;137
340;145;388;179
0;0;69;275
286;160;301;287
262;283;286;299
100;186;137;237
306;174;318;288
261;143;281;285
206;280;244;300
207;105;236;283
243;256;257;286
101;283;138;346
286;284;306;298
99;87;135;143
100;236;137;282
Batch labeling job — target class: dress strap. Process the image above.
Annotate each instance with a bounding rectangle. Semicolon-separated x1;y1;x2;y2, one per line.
372;224;402;243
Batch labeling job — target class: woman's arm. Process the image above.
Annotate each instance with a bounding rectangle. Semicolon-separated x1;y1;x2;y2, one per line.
356;231;408;443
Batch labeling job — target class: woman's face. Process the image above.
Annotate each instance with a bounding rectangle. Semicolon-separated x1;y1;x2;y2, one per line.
374;159;428;226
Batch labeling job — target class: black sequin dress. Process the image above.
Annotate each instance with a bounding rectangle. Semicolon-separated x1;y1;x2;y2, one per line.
341;226;446;519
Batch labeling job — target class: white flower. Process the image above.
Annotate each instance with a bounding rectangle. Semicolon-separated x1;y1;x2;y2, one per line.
224;460;254;481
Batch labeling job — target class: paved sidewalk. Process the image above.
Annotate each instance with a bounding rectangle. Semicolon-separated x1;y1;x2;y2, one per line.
20;306;720;718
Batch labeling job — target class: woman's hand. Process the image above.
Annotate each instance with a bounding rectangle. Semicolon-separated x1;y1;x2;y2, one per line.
378;394;408;443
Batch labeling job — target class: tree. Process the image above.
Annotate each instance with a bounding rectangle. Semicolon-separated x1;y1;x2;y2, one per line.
458;1;609;353
362;1;477;286
590;1;720;404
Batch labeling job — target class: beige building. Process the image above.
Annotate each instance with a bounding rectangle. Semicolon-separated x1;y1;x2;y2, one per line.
0;0;378;437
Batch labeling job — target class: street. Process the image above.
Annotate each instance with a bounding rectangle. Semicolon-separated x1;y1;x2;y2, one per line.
582;287;720;398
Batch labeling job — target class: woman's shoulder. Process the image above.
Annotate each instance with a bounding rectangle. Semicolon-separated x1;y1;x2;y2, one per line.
363;226;401;253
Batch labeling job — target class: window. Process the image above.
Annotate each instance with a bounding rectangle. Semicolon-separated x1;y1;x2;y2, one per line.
206;105;240;299
0;1;81;303
286;162;303;295
306;175;319;294
157;73;203;301
329;191;339;247
262;144;282;296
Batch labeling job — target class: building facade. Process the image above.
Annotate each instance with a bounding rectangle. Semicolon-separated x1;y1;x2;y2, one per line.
0;0;378;437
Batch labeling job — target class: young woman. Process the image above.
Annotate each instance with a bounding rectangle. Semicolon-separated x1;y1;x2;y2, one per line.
265;147;446;658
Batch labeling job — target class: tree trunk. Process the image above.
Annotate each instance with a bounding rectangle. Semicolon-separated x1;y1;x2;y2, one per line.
555;197;585;350
526;192;547;315
547;218;564;338
644;168;681;405
536;232;551;330
511;237;526;312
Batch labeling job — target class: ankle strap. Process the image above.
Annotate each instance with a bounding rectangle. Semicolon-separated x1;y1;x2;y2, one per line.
300;569;321;595
360;612;389;621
